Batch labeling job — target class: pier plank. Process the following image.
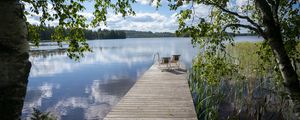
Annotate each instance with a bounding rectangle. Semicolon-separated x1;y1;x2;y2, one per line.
104;63;197;120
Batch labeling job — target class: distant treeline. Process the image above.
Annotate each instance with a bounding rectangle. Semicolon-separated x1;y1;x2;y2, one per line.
229;33;256;36
34;25;178;41
37;26;126;40
124;30;176;38
34;25;257;41
85;29;126;39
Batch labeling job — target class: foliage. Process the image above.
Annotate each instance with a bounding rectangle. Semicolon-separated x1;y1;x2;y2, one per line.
168;0;300;81
22;0;136;60
124;30;176;38
189;42;297;119
165;0;300;117
30;108;56;120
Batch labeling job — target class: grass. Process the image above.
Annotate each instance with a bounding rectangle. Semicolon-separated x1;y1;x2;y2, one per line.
30;108;56;120
189;42;297;120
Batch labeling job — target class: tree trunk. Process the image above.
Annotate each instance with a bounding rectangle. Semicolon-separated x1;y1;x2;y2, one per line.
254;0;300;90
268;35;300;89
0;0;31;119
267;28;300;118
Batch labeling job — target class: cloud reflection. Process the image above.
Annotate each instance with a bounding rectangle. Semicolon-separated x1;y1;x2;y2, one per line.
29;39;196;78
24;38;197;120
44;79;127;120
22;83;60;119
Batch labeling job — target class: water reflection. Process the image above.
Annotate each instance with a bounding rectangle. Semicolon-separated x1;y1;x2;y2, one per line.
22;38;197;119
29;40;195;78
23;83;60;116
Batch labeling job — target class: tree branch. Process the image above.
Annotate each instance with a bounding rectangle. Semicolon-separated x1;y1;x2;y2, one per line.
254;0;275;27
223;23;258;33
274;0;279;14
204;1;264;35
223;23;268;39
267;0;279;23
279;0;298;22
266;0;275;6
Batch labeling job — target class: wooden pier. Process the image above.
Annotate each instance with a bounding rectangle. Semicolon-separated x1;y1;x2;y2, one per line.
104;63;197;120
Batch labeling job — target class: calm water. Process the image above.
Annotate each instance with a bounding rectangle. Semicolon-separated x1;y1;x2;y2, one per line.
21;36;261;120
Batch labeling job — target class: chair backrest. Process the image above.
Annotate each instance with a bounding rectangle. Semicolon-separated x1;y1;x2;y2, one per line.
162;57;170;64
172;55;180;61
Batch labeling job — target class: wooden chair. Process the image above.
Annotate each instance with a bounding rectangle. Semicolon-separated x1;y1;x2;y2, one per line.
158;57;171;71
170;54;181;69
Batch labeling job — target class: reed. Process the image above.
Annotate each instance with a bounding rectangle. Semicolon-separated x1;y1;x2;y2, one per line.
189;42;297;120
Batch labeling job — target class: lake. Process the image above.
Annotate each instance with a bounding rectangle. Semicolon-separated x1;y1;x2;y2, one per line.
21;36;261;120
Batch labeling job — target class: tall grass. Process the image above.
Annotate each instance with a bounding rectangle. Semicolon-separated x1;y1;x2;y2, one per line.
189;42;297;120
30;108;56;120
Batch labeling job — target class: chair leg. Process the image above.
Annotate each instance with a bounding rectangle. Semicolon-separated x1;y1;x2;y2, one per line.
167;63;171;70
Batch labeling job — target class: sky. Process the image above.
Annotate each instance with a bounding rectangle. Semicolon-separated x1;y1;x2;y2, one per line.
25;0;249;32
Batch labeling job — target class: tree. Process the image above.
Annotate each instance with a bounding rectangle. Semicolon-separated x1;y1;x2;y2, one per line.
170;0;300;90
0;1;31;119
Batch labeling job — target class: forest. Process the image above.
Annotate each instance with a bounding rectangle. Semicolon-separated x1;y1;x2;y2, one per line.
33;25;176;41
35;25;126;40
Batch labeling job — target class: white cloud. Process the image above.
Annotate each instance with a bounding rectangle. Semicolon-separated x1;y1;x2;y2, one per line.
105;12;178;32
236;0;250;7
136;0;152;5
175;3;211;26
136;0;162;7
23;1;253;33
25;7;179;32
78;12;94;22
232;0;254;14
181;4;190;9
24;2;60;26
193;4;211;18
23;1;182;32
